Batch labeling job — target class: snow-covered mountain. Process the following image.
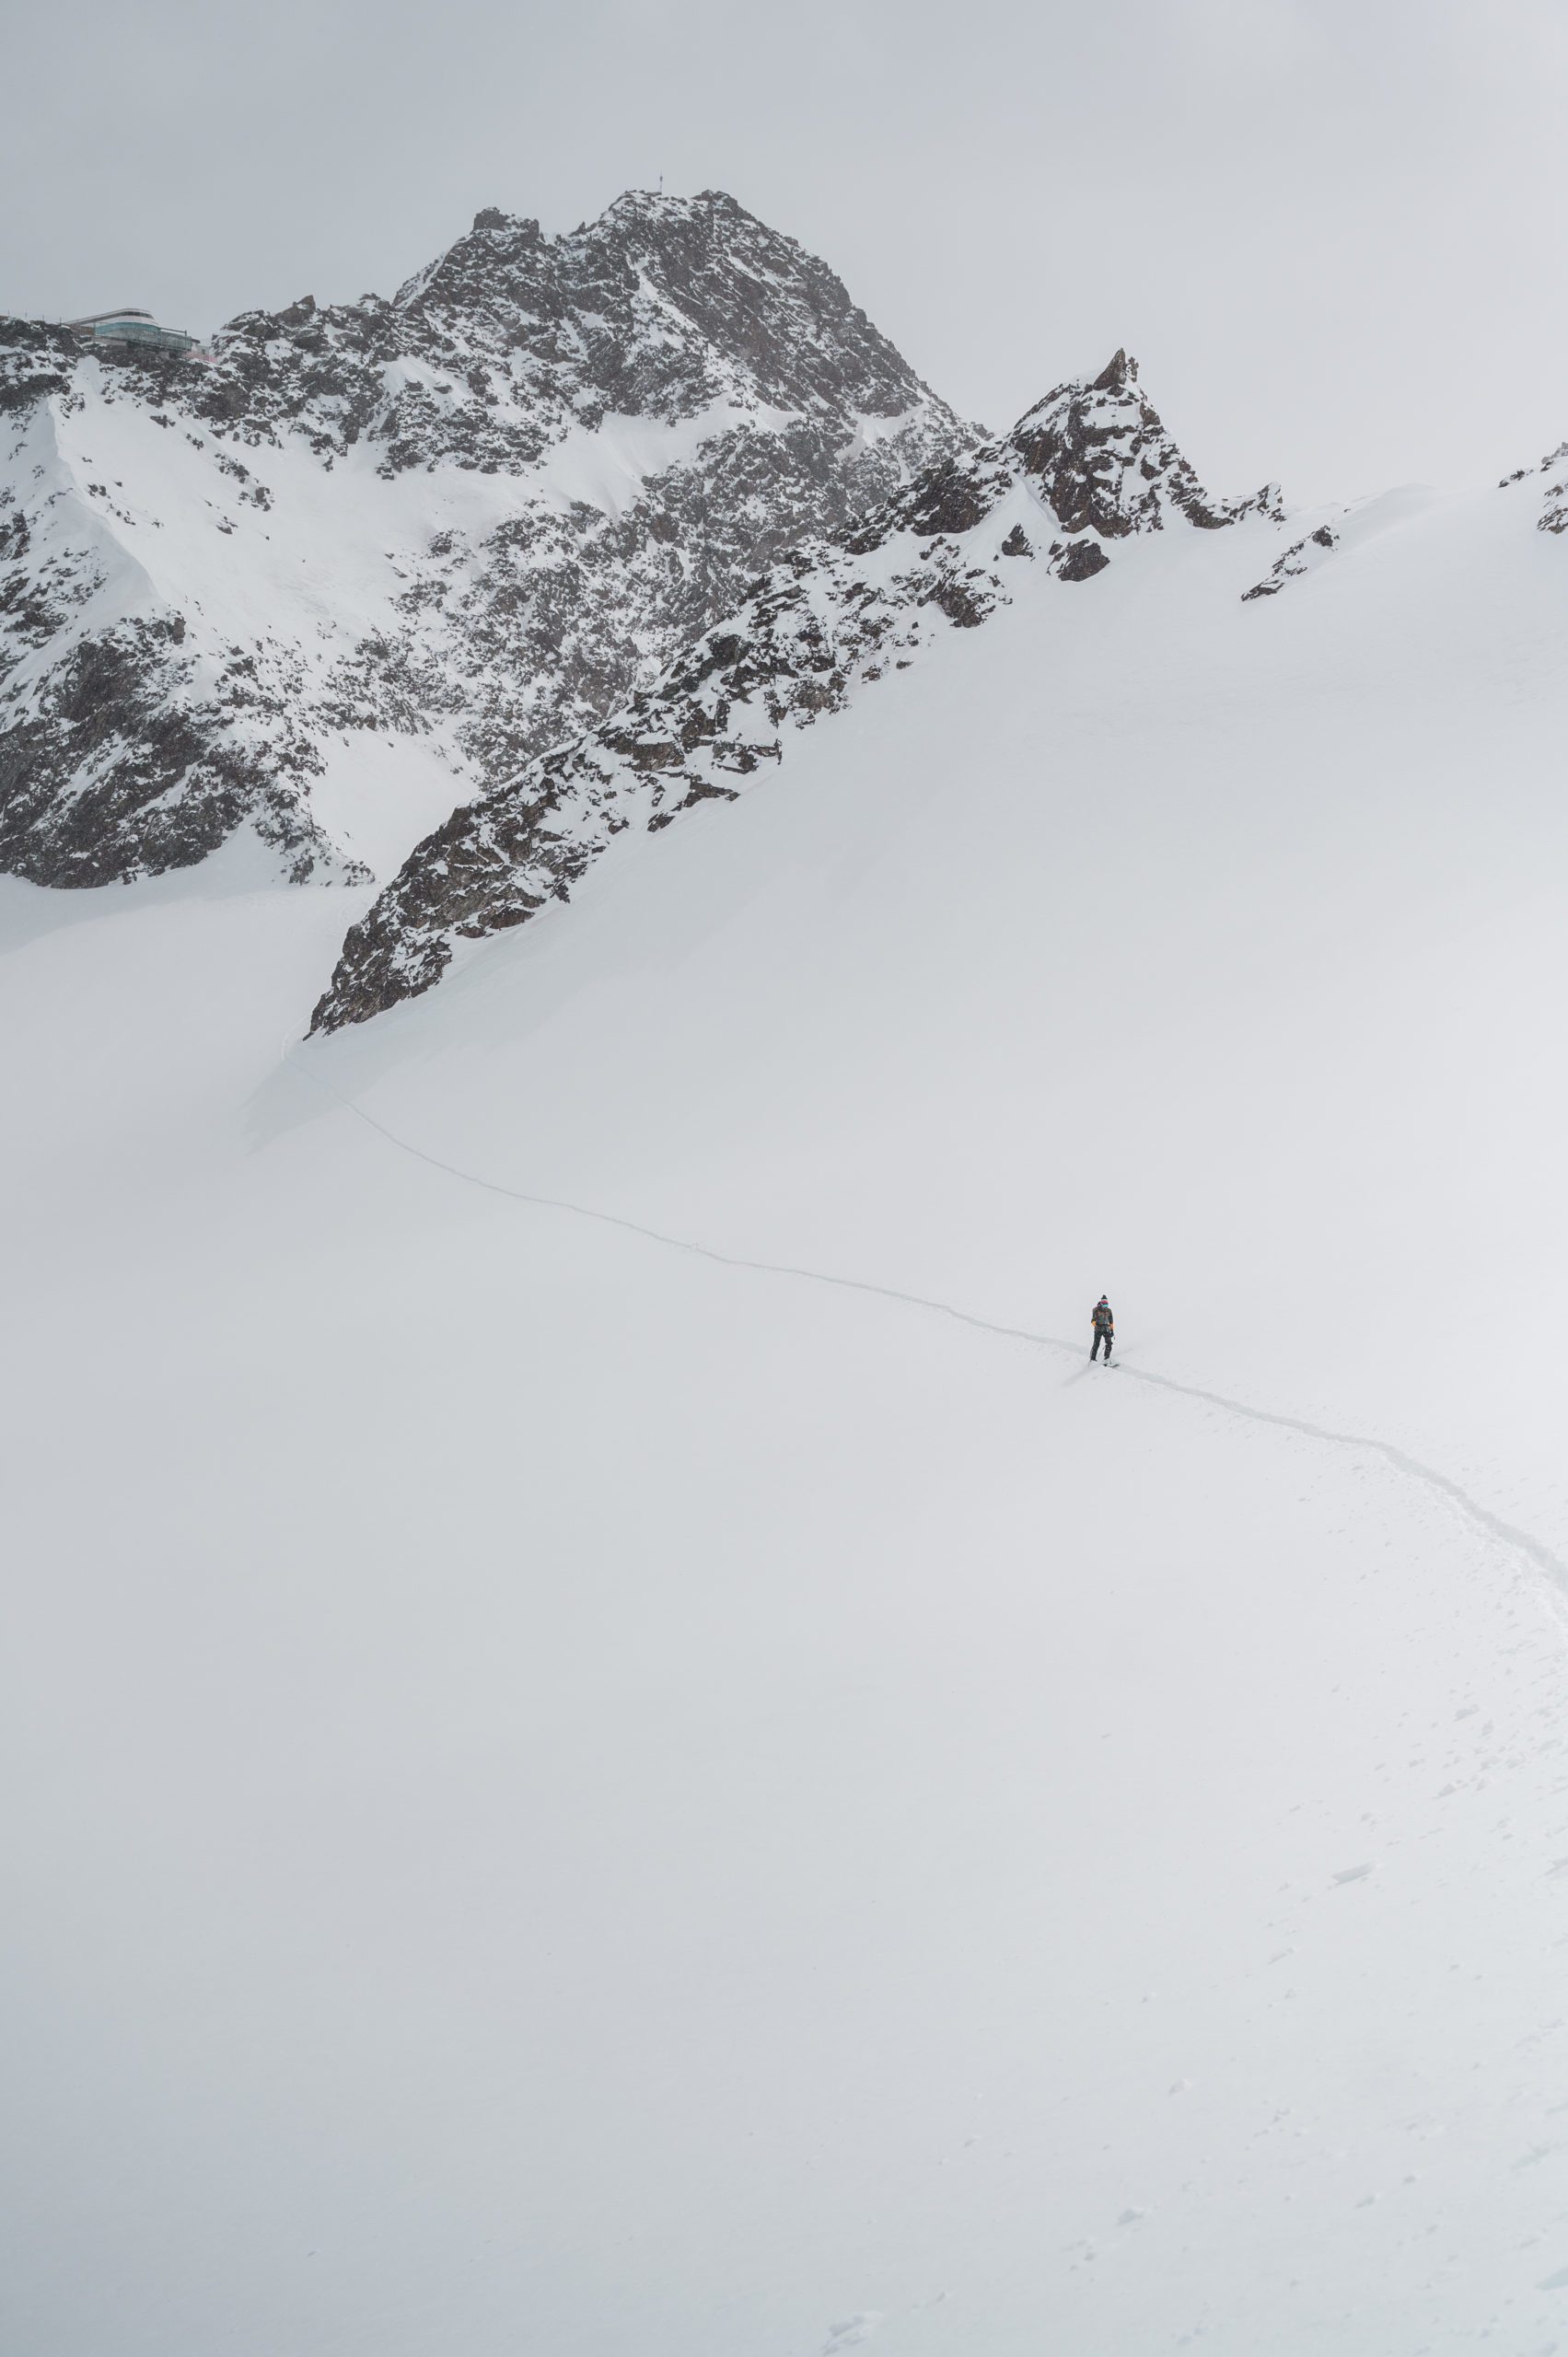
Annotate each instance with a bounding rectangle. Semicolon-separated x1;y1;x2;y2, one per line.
0;192;967;890
312;349;1282;1028
9;382;1568;2351
17;192;1568;2357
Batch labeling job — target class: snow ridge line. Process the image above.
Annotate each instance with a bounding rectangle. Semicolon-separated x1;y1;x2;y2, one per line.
286;1048;1568;1596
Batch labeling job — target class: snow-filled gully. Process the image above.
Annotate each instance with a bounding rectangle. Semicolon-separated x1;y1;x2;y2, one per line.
290;1046;1568;1610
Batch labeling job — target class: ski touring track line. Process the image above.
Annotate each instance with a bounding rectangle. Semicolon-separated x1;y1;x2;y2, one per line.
284;1045;1568;1611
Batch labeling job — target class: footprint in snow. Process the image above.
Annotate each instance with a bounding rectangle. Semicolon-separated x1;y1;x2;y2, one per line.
1332;1864;1374;1886
822;2316;881;2354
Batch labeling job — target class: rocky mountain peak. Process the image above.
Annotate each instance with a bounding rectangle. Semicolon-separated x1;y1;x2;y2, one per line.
851;353;1281;561
396;205;548;301
0;195;970;895
469;206;536;237
1091;347;1137;392
1008;352;1267;539
192;188;949;475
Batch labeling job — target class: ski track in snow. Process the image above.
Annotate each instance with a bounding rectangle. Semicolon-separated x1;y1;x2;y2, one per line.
287;1046;1568;1608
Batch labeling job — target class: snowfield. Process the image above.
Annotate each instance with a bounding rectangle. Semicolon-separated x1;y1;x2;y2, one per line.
6;461;1568;2354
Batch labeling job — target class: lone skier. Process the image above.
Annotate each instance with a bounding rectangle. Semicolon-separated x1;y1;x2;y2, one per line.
1090;1295;1115;1363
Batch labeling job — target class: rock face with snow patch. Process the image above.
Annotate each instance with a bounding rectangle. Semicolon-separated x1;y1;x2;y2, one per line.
0;193;966;888
311;352;1282;1032
1503;440;1568;537
1241;521;1340;600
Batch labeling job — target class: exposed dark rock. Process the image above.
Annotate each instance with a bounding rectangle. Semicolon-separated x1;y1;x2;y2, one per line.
1479;439;1568;534
0;316;76;414
1052;540;1109;583
181;189;961;474
927;575;989;625
1010;350;1280;539
905;460;998;539
1531;443;1568;535
0;617;348;886
1242;520;1341;601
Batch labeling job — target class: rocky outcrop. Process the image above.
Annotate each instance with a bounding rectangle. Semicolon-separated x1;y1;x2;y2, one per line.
0;317;75;416
1493;440;1568;536
195;192;949;477
1242;521;1339;601
310;354;1283;1034
1;192;970;890
1010;350;1269;539
1528;445;1568;536
0;614;339;884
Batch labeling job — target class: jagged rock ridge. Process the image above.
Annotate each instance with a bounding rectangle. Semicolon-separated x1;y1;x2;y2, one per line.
311;352;1283;1032
0;192;969;888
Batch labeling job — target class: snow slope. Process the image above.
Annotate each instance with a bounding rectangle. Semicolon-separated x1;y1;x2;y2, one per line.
6;447;1568;2355
306;457;1568;1517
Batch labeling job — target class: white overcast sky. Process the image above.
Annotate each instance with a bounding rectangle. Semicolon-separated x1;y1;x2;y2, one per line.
3;0;1565;503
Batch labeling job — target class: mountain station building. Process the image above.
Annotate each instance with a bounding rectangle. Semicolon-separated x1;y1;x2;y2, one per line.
67;308;201;358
